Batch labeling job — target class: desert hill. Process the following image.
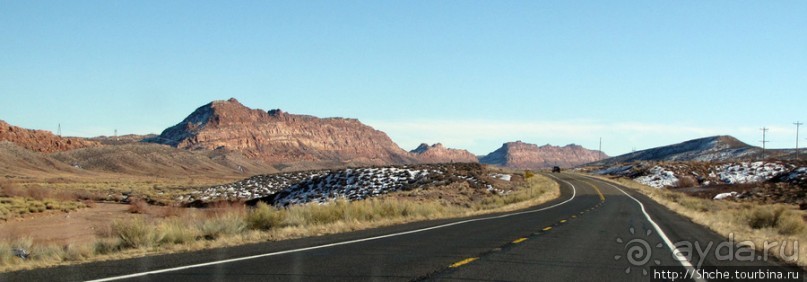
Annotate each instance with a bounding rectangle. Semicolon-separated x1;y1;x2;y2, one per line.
51;143;276;178
0;141;87;177
588;136;798;166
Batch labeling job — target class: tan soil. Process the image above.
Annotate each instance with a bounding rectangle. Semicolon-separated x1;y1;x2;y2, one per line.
0;203;138;245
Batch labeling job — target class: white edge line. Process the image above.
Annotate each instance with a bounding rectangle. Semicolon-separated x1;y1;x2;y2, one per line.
87;174;577;282
586;176;707;282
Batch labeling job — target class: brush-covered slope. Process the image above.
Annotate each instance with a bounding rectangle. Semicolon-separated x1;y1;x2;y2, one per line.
51;143;276;177
592;136;759;165
0;141;86;177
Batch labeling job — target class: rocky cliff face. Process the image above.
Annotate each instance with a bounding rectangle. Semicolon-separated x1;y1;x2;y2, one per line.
480;141;604;169
145;98;416;165
0;120;99;153
410;143;478;163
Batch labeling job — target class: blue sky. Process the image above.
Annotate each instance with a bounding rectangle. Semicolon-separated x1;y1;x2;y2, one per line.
1;1;805;156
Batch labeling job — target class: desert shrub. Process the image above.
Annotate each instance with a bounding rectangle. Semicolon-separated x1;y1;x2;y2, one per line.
127;198;149;214
111;218;162;249
524;170;535;179
156;205;185;218
661;190;683;203
198;212;246;240
81;199;96;208
27;202;46;213
0;241;16;266
745;206;786;229
742;205;805;234
678;197;711;212
676;176;698;188
29;244;65;263
0;206;9;221
0;181;23;198
93;238;121;255
63;244;94;261
776;214;805;235
246;202;285;230
158;218;199;244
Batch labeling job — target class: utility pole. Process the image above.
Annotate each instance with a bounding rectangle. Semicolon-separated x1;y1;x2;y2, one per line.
795;122;803;161
57;123;61;137
599;137;603;160
114;129;118;141
760;127;769;161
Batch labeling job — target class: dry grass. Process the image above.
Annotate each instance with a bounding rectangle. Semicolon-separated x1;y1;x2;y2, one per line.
0;197;86;221
590;174;807;268
0;174;560;272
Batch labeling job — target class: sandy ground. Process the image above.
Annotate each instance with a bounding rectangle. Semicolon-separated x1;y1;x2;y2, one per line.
0;203;137;245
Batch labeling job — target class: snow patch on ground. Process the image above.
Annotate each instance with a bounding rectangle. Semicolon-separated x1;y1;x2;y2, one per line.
717;162;786;184
634;166;678;188
595;161;802;189
179;164;493;206
490;173;511;181
713;191;738;200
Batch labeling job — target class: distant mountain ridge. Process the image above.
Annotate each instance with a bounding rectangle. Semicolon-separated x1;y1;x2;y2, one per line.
480;141;604;169
590;136;776;165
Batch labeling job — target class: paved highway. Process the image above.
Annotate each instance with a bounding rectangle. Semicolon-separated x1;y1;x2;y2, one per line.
2;173;802;281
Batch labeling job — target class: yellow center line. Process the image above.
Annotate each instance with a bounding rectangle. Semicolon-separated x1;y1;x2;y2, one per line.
542;226;553;231
559;219;567;223
512;237;528;244
581;180;606;201
571;215;577;218
449;257;478;268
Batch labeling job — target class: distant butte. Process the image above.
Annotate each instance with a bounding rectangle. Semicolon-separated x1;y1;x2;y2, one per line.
144;98;465;166
479;141;605;169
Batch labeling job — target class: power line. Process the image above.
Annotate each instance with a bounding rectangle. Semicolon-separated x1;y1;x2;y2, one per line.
795;122;803;161
760;127;769;161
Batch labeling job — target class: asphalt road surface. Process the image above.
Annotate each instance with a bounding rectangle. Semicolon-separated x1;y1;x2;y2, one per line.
2;173;802;281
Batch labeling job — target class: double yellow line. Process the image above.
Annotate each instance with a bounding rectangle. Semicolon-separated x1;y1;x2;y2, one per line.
581;180;605;201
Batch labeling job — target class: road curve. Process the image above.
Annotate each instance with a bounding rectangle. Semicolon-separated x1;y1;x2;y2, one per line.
1;173;801;281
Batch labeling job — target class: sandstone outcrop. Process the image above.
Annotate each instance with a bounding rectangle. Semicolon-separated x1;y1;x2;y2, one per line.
480;141;604;169
0;120;99;153
145;98;416;165
410;143;478;163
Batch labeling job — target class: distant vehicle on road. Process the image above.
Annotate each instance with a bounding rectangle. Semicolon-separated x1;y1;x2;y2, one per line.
552;166;561;173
